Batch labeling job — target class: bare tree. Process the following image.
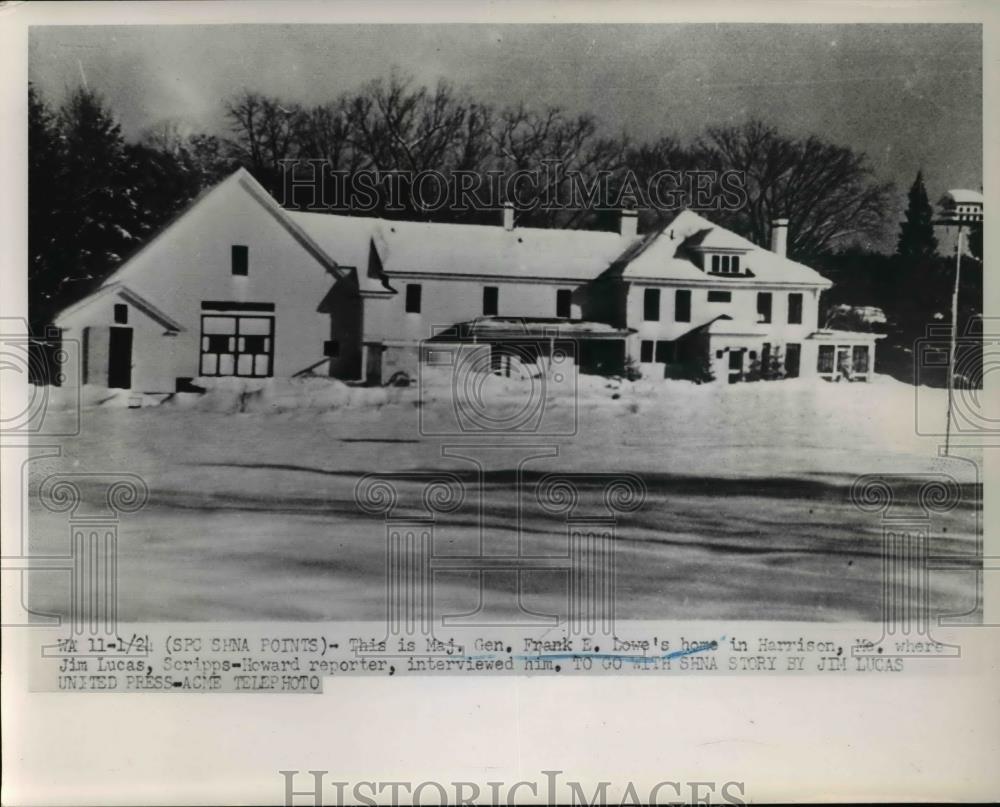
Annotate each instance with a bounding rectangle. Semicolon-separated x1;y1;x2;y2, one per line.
695;120;892;258
490;104;628;227
225;90;304;192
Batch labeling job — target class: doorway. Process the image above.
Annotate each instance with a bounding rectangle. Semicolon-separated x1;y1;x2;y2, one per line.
108;326;133;389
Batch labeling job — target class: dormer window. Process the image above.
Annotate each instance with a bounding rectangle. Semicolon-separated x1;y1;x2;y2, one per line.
709;253;741;274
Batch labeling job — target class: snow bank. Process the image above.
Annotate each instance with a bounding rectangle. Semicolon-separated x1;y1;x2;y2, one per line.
158;376;409;414
34;372;957;460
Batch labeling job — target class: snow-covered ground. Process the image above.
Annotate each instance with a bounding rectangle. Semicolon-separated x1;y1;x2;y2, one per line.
27;373;981;622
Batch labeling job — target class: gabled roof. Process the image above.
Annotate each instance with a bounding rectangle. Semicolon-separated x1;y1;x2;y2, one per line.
99;168;340;291
55;282;185;331
619;209;831;288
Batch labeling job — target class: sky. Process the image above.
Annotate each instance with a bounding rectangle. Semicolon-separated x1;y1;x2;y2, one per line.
29;23;982;251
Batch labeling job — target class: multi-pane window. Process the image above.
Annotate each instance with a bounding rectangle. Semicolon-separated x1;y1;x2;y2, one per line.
675;289;691;323
113;304;128;324
710;254;740;274
640;340;654;362
200;314;274;377
231;245;249;276
483;286;499;316
852;345;870;374
405;283;422;313
643;288;660;321
817;345;835;374
757;292;772;324
556;289;572;319
788;293;803;324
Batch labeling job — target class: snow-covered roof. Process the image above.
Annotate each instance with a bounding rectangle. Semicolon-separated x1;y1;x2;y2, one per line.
377;218;633;280
432;316;633;340
619;210;831;288
55;282;185;332
943;189;983;205
286;211;391;293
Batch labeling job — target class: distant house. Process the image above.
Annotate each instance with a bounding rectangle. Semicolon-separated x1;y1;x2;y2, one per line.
939;188;984;225
54;168;880;391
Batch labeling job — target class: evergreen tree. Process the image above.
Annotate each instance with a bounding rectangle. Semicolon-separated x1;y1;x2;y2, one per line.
55;88;145;302
897;170;938;259
28;85;64;332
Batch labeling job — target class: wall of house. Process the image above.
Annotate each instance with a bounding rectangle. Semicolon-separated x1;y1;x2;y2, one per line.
58;294;183;391
625;282;821;376
363;275;586;344
59;177;337;392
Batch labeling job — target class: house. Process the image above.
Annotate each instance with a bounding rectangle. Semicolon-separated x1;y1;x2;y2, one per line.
939;188;983;225
54;168;880;392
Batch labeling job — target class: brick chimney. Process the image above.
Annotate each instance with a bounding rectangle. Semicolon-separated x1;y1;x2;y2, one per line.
620;208;638;240
770;218;789;256
502;201;515;231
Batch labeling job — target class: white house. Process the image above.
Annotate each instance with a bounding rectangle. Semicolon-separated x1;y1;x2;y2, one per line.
54;168;880;391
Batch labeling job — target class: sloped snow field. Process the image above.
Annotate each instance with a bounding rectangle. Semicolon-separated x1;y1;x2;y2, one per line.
28;373;981;622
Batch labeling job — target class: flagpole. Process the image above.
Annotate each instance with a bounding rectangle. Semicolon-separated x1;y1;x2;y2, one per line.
944;225;963;456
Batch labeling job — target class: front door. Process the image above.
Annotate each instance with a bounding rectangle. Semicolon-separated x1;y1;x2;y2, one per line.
108;326;133;389
785;343;801;378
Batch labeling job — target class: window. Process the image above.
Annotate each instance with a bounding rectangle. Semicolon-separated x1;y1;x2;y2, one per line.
324;340;340;358
231;245;249;276
817;345;835;374
788;293;803;325
757;292;772;324
643;288;660;321
405;283;422;313
655;341;675;363
729;350;743;370
556;289;572;319
675;289;691;323
709;253;741;274
113;304;128;324
852;345;870;374
707;291;731;303
200;314;273;377
483;286;499;316
640;340;654;362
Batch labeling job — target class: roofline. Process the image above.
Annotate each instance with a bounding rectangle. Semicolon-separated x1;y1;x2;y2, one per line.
233;171;342;274
54;282;185;332
382;269;595;284
95;168;343;294
621;275;832;289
